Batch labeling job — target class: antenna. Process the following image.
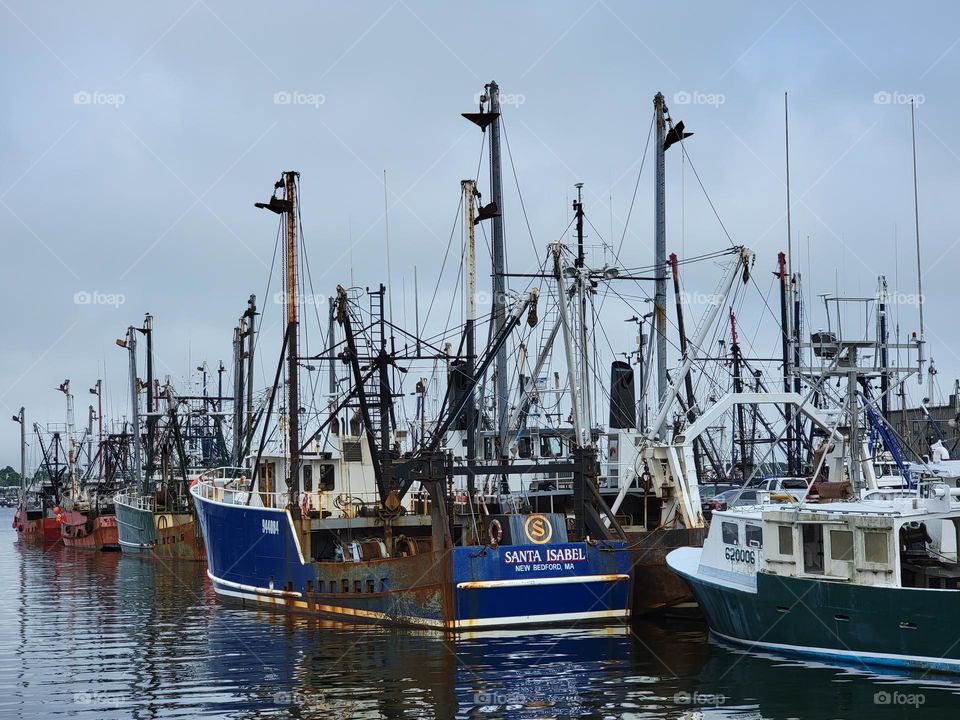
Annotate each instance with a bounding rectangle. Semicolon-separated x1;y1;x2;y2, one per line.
911;99;925;384
384;169;394;325
785;92;793;320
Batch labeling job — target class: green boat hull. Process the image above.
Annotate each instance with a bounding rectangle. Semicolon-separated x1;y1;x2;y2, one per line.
677;566;960;674
115;497;205;562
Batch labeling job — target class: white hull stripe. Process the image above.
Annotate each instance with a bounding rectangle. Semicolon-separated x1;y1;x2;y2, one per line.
456;573;629;589
210;584;629;630
454;609;629;629
118;539;152;549
208;569;303;598
711;629;960;671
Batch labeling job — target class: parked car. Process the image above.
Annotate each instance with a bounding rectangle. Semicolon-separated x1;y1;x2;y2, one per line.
699;483;736;518
704;488;759;519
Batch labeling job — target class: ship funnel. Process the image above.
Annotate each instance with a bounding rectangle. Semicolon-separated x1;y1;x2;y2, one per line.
609;361;636;429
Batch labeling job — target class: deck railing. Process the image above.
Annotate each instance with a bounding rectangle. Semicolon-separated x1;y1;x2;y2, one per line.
114;491;155;512
192;469;290;509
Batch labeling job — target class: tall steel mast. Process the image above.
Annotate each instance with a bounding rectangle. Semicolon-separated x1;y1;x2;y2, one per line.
653;92;691;404
284;172;301;508
573;183;592;437
654;93;668;402
488;82;508;444
255;171;301;508
463;179;479;502
463;82;507;446
117;327;142;488
14;408;25;505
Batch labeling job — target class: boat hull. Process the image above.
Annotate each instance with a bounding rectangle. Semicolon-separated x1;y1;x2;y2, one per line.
13;509;60;543
668;546;960;674
115;498;205;561
627;526;705;615
59;511;119;550
193;488;631;630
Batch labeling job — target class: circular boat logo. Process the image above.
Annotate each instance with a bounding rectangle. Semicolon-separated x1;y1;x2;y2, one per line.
524;514;553;544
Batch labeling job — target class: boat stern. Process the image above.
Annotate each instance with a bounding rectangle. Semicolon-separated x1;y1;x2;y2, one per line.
451;541;631;629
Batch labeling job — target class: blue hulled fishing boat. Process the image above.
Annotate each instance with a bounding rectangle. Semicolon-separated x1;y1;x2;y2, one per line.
192;170;632;630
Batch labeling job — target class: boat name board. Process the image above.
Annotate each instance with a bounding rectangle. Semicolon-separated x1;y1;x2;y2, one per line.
501;543;587;574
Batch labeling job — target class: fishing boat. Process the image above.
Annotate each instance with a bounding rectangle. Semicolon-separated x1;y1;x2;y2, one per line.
667;482;960;673
12;497;60;543
115;488;204;561
57;508;118;549
663;272;960;672
11;407;60;543
114;317;229;561
39;380;124;551
192;170;632;630
450;87;719;615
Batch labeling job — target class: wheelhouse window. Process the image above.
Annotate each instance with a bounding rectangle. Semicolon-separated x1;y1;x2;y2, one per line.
721;522;739;546
319;463;335;491
864;531;889;564
830;530;854;561
483;438;495;460
302;464;313;492
778;525;793;556
540;436;563;458
517;437;532;459
258;462;276;505
746;524;763;549
802;524;824;574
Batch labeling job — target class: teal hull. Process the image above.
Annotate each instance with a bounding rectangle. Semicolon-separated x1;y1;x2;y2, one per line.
676;564;960;674
115;498;204;561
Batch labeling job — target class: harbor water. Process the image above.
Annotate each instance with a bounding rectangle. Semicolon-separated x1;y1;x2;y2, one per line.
2;508;959;719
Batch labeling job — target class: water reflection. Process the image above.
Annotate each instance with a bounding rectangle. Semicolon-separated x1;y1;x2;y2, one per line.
2;508;960;719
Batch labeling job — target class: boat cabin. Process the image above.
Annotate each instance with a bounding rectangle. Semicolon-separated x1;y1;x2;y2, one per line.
700;482;960;591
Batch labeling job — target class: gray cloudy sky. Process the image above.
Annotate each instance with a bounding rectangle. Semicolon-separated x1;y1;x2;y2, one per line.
2;1;958;467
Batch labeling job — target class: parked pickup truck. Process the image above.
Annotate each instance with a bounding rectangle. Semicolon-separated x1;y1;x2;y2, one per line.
755;476;810;501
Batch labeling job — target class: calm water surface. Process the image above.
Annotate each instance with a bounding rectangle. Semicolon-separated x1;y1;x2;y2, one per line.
1;507;958;719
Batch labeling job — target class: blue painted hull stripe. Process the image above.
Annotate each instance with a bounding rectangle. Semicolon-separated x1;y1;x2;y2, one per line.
710;629;960;673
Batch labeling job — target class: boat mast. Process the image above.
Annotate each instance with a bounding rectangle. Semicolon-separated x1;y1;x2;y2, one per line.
783;93;798;475
653;93;691;401
654;93;668;402
284;171;301;508
553;243;587;446
878;276;890;419
255;173;300;505
462;179;479;499
57;380;76;498
141;314;155;484
573;183;592;437
729;310;748;478
487;82;508;447
90;380;102;481
231;317;244;465
462;85;507;448
777;252;794;474
117;327;142;489
14;407;25;506
245;295;256;455
327;296;337;396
